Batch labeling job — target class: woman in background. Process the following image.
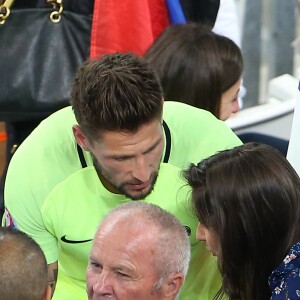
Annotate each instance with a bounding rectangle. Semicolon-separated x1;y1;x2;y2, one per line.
145;23;289;155
145;22;243;121
184;142;300;299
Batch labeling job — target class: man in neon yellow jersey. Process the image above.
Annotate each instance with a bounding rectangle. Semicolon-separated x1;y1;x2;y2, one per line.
4;53;241;299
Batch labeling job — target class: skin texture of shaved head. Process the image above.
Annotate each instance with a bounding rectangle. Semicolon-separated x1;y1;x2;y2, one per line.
0;228;50;300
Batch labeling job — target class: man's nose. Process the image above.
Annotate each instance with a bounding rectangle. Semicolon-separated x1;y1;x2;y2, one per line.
132;155;151;182
196;223;206;241
92;271;114;296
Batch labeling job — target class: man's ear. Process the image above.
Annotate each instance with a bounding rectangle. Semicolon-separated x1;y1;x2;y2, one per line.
44;285;52;300
72;125;90;151
162;272;184;299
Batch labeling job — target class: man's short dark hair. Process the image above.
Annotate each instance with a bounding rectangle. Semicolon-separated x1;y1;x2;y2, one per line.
71;52;163;142
0;228;48;300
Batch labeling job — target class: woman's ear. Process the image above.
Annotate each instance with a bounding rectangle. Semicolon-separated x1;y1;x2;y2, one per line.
72;125;90;151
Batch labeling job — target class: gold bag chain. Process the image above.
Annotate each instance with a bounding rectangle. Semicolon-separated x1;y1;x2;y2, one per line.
0;0;63;25
0;0;14;24
47;0;63;23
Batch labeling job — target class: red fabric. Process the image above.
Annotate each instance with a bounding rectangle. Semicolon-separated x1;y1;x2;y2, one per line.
90;0;170;59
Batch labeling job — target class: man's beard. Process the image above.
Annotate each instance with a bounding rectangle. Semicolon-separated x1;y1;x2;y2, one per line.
91;154;159;200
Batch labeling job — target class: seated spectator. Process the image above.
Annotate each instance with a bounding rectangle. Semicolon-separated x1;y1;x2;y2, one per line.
145;23;289;155
184;143;300;299
145;22;243;121
87;201;190;299
0;227;51;300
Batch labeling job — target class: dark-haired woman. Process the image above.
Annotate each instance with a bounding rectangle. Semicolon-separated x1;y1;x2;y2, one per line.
145;23;243;121
145;23;289;155
184;143;300;299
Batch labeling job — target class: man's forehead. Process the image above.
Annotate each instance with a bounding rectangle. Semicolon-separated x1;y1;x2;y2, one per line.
93;221;157;264
99;213;157;241
94;122;163;152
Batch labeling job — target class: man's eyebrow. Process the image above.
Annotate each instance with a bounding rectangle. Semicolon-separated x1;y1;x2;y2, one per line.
112;264;134;275
89;255;98;262
89;257;104;269
142;137;162;154
108;137;162;159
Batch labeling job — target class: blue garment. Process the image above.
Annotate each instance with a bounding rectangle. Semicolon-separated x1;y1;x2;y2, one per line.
269;242;300;299
166;0;186;24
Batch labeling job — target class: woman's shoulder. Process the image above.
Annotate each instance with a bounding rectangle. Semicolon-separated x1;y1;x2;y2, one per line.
269;242;300;299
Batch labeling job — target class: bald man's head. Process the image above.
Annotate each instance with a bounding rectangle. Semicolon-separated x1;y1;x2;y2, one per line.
87;202;190;300
0;228;49;300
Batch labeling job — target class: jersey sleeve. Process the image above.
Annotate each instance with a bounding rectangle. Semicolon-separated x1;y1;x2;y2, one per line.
2;107;81;264
3;160;59;263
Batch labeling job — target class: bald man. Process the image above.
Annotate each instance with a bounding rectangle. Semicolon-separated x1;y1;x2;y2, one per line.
87;202;191;300
0;228;51;300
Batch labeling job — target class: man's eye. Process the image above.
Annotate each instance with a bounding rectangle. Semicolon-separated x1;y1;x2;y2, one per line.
118;272;129;278
90;262;100;268
114;157;129;162
115;157;126;161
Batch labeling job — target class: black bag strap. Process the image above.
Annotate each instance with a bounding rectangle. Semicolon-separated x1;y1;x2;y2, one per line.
76;121;172;168
162;120;171;163
77;144;87;168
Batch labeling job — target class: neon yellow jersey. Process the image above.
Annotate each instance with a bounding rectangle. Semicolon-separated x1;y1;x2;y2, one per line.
42;164;221;300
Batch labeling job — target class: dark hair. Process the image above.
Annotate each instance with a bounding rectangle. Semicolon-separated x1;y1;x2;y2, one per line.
71;52;163;141
145;23;243;118
0;228;48;300
184;143;300;299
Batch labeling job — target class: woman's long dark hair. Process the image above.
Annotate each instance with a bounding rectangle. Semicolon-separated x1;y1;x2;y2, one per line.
184;143;300;299
144;23;243;118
